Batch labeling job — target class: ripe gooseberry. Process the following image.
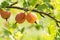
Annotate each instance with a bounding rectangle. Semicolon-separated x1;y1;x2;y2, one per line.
15;12;26;24
1;11;11;19
26;12;37;23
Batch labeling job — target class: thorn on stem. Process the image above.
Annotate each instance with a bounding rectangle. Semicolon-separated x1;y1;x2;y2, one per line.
56;22;60;27
40;14;45;18
35;4;39;8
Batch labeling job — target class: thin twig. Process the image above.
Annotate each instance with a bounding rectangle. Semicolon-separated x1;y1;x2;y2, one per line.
10;1;18;6
40;14;45;18
7;6;28;11
56;22;60;27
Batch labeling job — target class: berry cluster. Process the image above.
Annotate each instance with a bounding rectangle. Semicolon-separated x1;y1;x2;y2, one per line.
0;10;37;24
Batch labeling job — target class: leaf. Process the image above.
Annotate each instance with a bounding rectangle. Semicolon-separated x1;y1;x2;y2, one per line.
20;27;25;33
1;1;9;8
35;12;41;20
28;0;38;6
55;11;60;20
54;33;60;40
36;4;48;11
35;24;43;30
47;21;57;34
23;0;30;8
12;23;17;29
58;29;60;33
47;3;54;9
3;29;11;36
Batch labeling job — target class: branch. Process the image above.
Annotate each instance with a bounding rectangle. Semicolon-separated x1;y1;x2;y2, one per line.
32;10;60;27
7;6;29;11
6;6;60;27
32;10;59;22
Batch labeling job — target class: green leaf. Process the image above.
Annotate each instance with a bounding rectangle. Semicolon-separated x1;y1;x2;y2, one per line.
1;1;9;8
36;4;48;11
35;24;43;30
58;29;60;33
3;29;11;36
12;23;17;29
28;0;38;6
20;27;25;33
23;0;38;9
54;33;60;40
23;0;30;8
47;3;54;9
47;20;56;34
35;12;41;20
55;12;60;20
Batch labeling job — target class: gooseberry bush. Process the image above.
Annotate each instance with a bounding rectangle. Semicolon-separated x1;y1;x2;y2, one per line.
0;0;60;40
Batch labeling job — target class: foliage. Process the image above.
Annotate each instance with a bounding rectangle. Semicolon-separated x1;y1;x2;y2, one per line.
0;0;60;40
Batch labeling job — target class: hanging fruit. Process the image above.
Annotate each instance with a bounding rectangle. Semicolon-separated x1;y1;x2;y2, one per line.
1;10;11;19
26;12;37;23
15;12;26;23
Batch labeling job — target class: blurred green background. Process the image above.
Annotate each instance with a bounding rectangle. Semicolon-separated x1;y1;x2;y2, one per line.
0;0;60;40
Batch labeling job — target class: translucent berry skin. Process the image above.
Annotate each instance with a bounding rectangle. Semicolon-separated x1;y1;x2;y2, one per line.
26;12;37;23
15;13;26;23
1;11;11;19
